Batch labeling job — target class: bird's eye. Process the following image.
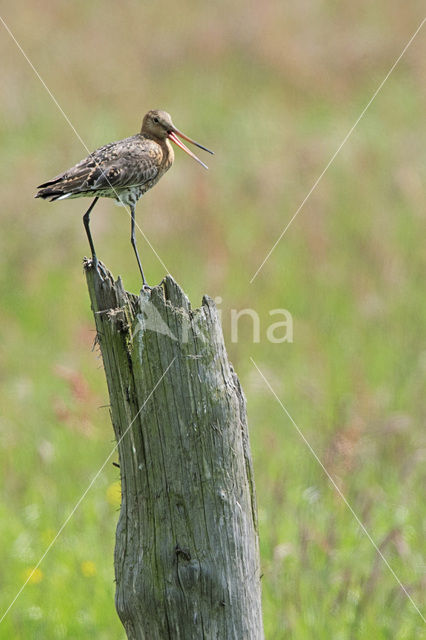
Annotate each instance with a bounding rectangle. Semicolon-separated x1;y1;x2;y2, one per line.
153;117;159;124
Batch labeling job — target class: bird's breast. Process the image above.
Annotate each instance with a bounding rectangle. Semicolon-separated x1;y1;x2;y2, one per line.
159;138;174;174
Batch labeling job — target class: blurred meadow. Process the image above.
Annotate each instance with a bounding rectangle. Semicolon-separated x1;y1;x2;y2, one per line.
1;1;425;638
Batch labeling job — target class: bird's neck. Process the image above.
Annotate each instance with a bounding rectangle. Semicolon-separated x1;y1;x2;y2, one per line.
161;138;174;170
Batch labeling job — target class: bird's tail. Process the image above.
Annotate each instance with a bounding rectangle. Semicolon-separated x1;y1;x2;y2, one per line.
35;174;75;201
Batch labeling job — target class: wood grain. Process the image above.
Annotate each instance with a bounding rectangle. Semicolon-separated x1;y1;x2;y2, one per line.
85;260;264;639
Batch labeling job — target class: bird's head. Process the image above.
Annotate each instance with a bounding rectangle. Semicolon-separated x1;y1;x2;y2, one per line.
141;110;213;169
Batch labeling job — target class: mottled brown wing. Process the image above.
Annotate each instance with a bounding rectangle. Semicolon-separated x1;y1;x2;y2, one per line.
91;153;159;192
36;136;160;200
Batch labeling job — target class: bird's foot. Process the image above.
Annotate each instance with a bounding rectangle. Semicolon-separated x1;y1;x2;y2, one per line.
98;262;109;280
91;256;108;282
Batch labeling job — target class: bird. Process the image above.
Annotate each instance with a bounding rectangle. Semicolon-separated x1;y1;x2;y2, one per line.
35;110;213;287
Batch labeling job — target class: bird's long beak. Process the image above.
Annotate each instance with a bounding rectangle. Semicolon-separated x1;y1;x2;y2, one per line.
168;127;214;170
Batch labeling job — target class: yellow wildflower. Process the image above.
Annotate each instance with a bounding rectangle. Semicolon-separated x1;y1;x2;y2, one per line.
81;561;97;577
106;481;121;507
24;568;43;584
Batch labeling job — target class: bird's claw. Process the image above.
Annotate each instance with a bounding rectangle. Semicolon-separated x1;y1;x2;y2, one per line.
98;263;109;279
91;256;107;282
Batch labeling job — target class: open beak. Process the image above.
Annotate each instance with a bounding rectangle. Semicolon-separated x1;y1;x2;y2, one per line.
168;127;214;170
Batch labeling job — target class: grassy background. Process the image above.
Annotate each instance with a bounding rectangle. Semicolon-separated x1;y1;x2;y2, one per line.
0;1;425;638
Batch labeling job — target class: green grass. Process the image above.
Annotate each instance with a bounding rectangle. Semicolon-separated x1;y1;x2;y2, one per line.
0;2;425;638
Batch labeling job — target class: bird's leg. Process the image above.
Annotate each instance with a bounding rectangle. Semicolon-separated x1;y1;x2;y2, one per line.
83;197;99;265
130;205;150;289
83;197;106;278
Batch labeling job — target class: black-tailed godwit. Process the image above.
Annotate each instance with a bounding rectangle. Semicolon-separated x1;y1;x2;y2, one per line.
35;110;213;286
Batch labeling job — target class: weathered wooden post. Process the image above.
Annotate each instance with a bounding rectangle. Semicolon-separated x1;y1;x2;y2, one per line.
85;260;264;640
